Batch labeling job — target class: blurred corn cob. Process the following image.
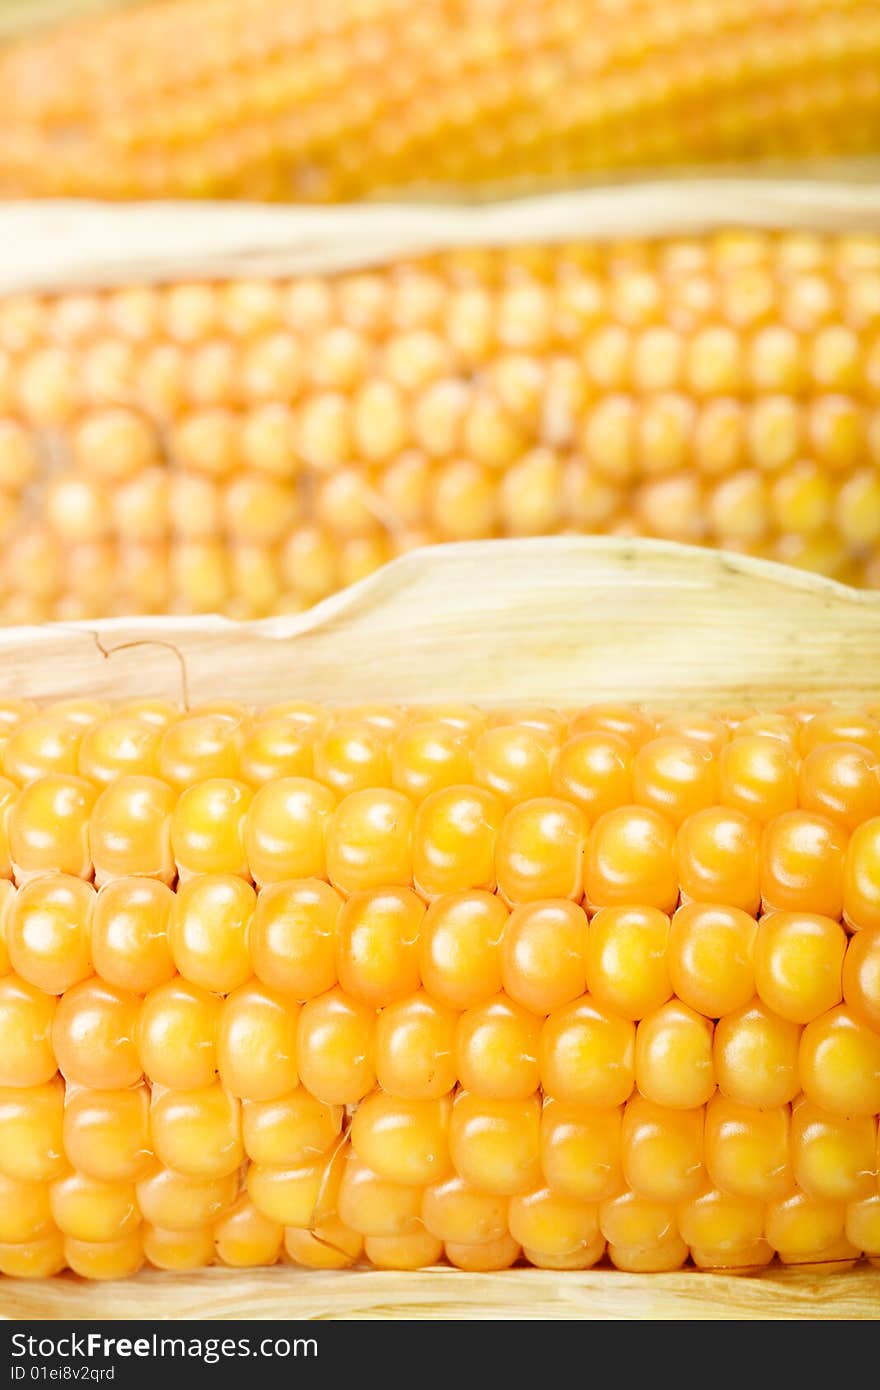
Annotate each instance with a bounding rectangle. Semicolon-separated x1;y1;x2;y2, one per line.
1;0;880;201
1;189;880;623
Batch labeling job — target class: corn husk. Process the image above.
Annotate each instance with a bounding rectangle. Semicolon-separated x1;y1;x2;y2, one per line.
4;180;880;294
3;1259;879;1322
1;536;879;712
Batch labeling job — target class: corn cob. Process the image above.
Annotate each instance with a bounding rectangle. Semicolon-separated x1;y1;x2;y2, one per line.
0;693;879;1280
2;0;880;202
2;205;880;624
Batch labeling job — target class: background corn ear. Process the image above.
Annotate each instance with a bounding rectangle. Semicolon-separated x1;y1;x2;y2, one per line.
2;0;880;201
0;189;879;623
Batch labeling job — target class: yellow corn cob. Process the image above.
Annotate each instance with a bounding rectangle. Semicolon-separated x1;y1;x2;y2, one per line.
2;0;880;202
1;216;880;623
0;693;879;1280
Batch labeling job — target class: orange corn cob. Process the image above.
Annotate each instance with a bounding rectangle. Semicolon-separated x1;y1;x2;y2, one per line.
0;695;878;1278
1;226;880;624
2;0;880;201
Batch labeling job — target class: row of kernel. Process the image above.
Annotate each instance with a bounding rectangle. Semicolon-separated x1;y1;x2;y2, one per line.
2;699;880;784
4;698;880;794
32;447;879;552
5;466;880;621
1;1162;878;1279
1;868;876;1014
1;868;880;1026
2;1063;876;1206
2;454;879;624
2;965;878;1117
6;380;878;450
8;242;880;344
4;773;880;924
3;0;879;202
0;535;392;626
3;403;878;507
3;1056;878;1213
3;244;880;349
0;1224;874;1280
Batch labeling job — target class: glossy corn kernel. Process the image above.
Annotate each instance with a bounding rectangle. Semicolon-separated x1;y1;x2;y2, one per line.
0;697;879;1277
677;1187;765;1257
350;1093;452;1189
168;874;254;994
753;911;846;1023
791;1099;877;1202
761;811;848;920
501;899;586;1016
508;1186;602;1270
586;807;677;913
442;1239;517;1273
334;887;422;1007
245;779;336;888
540;998;636;1110
89;776;175;884
0;1079;66;1182
151;1084;243;1179
843;928;880;1033
414;786;503;900
456;994;541;1102
622;1097;705;1203
494;800;583;906
144;1223;215;1273
62;1085;153;1183
704;1095;792;1202
296;987;376;1107
714;999;802;1109
335;1154;421;1239
667;903;757;1019
283;1216;362;1271
138;979;222;1091
421;1176;508;1247
636;1002;716;1110
217;982;299;1102
90;878;176;995
171;779;253;879
6;876;94;995
418;891;506;1008
585;905;672;1021
676;808;761;914
136;1168;238;1232
241;1088;342;1169
248;878;341;1001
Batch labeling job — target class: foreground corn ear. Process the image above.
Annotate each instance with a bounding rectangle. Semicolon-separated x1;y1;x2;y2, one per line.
0;688;880;1279
2;188;880;624
1;0;880;201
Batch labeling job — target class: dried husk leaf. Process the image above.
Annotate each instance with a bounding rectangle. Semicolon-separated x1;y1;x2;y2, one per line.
3;180;880;294
3;1261;880;1322
1;538;879;708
